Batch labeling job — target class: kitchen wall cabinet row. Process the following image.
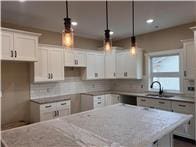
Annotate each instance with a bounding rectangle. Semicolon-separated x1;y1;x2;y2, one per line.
1;28;41;61
137;97;195;140
81;94;121;112
30;100;71;122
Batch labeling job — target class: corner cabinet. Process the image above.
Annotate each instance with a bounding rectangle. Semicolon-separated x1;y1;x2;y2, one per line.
81;52;105;80
64;49;86;67
1;28;41;61
116;49;143;79
33;45;64;82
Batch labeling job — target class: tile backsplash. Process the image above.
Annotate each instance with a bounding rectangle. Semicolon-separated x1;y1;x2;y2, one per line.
31;77;111;99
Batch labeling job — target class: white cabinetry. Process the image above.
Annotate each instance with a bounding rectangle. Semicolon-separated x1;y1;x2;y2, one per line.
81;94;121;112
116;49;143;79
182;40;195;79
104;94;121;106
1;28;40;61
81;94;105;112
30;100;70;123
172;101;195;140
137;97;195;140
105;50;116;79
33;45;64;82
82;52;105;80
64;49;86;67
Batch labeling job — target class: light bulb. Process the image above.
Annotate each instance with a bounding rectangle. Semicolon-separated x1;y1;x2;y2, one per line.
62;31;74;48
130;46;136;55
104;40;112;52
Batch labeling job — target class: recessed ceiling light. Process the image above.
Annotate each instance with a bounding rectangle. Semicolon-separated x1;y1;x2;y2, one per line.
71;22;78;26
19;0;26;2
110;31;114;35
146;19;154;24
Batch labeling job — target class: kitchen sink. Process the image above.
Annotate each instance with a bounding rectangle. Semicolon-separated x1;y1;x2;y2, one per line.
145;94;174;98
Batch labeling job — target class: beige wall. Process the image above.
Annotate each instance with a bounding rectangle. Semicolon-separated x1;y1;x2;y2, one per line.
1;22;102;50
113;22;196;52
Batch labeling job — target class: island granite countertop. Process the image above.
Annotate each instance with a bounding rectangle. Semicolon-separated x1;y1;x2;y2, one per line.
2;104;192;147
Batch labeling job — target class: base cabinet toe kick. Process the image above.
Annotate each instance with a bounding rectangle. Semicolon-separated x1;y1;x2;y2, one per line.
137;97;195;141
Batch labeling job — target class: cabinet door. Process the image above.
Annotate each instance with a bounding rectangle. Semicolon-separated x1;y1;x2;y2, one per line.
58;109;70;117
126;53;137;78
14;33;38;61
34;48;49;82
96;54;105;79
184;41;195;79
86;53;96;79
40;111;55;121
75;51;86;67
104;94;112;106
105;52;116;79
64;50;75;66
48;49;64;81
111;94;121;104
1;31;14;60
116;52;125;78
137;97;156;109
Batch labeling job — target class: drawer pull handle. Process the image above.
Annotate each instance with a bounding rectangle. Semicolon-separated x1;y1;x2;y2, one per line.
97;102;102;104
97;97;101;99
159;102;165;104
178;104;186;107
11;50;14;57
61;103;67;105
45;105;52;108
141;99;146;102
15;51;17;57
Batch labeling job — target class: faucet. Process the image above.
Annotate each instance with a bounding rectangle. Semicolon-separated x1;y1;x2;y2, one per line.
150;81;163;96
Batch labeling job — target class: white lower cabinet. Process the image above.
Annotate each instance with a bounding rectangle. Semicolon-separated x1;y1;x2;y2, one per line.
172;101;195;140
137;97;195;140
30;100;70;123
81;94;121;112
151;134;173;147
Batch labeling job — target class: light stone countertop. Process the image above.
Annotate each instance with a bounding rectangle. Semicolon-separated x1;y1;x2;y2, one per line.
30;95;71;104
82;91;195;103
2;104;192;147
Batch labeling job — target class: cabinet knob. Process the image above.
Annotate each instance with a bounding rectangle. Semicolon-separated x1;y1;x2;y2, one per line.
11;50;14;57
15;51;17;57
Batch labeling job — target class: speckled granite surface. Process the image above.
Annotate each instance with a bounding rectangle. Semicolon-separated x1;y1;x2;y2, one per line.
82;91;195;103
30;95;71;104
2;104;192;147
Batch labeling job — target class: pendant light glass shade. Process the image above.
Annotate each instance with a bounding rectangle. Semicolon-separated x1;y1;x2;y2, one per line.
130;36;136;55
104;29;112;52
62;1;74;48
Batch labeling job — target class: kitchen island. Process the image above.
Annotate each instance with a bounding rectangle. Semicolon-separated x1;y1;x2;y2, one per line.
2;104;192;147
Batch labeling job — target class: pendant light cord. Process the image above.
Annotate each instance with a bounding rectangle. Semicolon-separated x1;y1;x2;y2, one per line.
106;0;109;30
66;0;69;18
132;0;135;36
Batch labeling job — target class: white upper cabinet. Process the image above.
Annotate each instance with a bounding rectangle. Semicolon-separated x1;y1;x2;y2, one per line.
82;52;105;80
1;28;40;61
33;45;64;82
105;50;116;79
64;49;86;67
116;49;143;79
182;39;195;79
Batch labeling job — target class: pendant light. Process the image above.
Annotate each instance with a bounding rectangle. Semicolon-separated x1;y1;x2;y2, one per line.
130;0;136;55
62;0;74;48
104;0;112;52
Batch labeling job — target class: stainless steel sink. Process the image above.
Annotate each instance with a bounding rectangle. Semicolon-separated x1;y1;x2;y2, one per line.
145;94;174;98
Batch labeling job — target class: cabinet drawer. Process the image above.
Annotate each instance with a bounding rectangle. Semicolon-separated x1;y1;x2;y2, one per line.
94;95;105;102
56;100;70;110
94;100;105;108
40;103;56;112
156;99;172;111
172;101;194;114
137;97;156;108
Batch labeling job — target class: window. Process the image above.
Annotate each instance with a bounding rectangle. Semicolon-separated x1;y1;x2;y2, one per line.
149;50;183;92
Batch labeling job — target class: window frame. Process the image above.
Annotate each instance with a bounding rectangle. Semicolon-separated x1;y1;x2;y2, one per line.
146;49;184;93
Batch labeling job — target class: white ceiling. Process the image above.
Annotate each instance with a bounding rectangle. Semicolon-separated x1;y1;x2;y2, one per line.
1;1;196;40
